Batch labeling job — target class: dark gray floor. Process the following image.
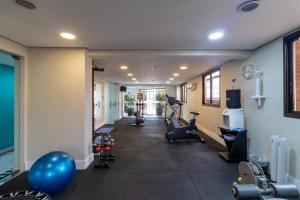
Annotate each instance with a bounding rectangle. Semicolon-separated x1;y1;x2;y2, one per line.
0;117;239;200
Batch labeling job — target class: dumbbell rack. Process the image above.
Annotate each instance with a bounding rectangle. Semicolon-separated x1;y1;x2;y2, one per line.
93;135;115;169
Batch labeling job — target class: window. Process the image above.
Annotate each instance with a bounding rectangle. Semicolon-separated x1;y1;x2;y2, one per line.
284;30;300;118
180;83;187;102
202;68;220;106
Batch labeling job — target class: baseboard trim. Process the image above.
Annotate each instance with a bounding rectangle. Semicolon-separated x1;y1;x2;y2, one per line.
24;161;34;171
75;154;94;170
0;147;14;155
287;175;300;189
25;154;94;171
195;123;226;146
95;121;105;130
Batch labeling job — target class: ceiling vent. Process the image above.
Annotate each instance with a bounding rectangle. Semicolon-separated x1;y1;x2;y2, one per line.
15;0;36;9
237;0;260;13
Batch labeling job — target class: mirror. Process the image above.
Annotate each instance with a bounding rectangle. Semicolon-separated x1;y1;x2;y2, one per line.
284;30;300;118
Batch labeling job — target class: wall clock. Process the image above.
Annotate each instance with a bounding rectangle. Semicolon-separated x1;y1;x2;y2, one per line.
242;63;255;80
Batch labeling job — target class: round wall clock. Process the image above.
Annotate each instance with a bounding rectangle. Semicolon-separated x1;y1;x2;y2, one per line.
242;63;255;80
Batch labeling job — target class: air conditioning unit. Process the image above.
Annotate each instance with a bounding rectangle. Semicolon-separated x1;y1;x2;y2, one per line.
187;82;196;91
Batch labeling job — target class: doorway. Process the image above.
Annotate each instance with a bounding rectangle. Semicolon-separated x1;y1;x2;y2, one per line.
94;80;104;130
0;51;20;183
140;88;165;116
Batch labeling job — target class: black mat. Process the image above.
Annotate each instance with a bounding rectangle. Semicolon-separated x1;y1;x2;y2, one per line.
0;117;238;200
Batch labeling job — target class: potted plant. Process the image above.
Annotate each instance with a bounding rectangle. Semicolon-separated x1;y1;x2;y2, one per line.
124;92;135;116
155;93;165;116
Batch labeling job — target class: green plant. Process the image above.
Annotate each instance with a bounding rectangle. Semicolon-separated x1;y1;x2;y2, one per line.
124;92;135;108
155;93;165;103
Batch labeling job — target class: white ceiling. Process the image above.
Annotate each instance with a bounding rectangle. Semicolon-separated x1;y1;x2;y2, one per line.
1;0;299;85
92;50;250;85
0;0;299;49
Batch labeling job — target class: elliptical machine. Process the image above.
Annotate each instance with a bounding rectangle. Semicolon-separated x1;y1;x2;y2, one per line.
131;92;145;126
165;94;204;143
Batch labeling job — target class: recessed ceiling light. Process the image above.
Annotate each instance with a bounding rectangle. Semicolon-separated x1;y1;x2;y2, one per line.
127;73;133;76
166;81;170;84
180;66;188;70
132;78;136;81
120;65;128;70
15;0;36;9
60;32;76;40
237;0;260;13
173;73;179;77
135;81;139;84
208;31;224;40
169;78;174;81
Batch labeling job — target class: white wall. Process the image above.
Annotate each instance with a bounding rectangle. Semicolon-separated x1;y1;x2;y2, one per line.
27;48;93;169
232;38;300;180
84;55;93;162
181;38;300;181
95;77;121;124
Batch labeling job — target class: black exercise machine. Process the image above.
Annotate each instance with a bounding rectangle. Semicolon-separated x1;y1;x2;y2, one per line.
93;134;115;169
232;161;299;200
132;92;145;126
219;127;248;162
219;89;248;162
165;94;204;143
164;96;182;126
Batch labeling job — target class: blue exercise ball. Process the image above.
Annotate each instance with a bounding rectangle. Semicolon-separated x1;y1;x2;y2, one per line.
28;151;76;195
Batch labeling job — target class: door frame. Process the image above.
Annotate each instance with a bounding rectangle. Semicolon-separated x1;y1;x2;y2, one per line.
92;67;102;137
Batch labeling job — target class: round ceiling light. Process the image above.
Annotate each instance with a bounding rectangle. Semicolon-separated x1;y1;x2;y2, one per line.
209;31;224;40
120;65;128;70
180;66;188;70
127;73;133;76
15;0;36;9
166;81;170;84
237;0;260;13
60;32;76;40
132;78;136;81
173;73;179;77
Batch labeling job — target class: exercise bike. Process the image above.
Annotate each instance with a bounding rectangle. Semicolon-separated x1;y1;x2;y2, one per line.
164;96;183;126
131;92;145;126
165;94;204;143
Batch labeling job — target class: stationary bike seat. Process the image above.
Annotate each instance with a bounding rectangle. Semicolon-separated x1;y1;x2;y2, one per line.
190;112;200;116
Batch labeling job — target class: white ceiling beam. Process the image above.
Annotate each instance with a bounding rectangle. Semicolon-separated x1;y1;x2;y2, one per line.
88;49;252;59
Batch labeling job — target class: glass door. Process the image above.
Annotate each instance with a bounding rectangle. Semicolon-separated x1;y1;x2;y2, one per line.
0;52;20;183
140;88;165;115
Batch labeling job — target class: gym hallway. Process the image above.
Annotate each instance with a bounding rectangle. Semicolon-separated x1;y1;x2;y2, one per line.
0;117;238;200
